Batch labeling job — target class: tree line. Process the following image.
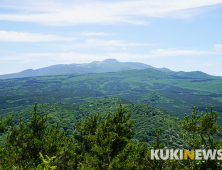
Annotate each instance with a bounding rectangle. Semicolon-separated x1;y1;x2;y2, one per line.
0;103;222;169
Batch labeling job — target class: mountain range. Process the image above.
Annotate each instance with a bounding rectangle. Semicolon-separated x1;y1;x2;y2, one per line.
0;59;172;79
1;59;222;146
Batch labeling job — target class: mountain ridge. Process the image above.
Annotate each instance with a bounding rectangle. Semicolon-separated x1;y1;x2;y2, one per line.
0;59;171;79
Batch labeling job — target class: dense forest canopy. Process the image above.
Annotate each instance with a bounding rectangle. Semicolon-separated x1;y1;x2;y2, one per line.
1;68;222;121
0;68;222;169
1;103;222;169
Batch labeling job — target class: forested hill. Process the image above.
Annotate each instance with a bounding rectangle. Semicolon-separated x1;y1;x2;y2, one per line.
1;67;222;122
1;98;222;169
0;59;171;79
0;98;186;149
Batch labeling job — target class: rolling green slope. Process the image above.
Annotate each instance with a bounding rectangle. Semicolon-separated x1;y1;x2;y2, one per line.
1;98;187;149
1;67;222;130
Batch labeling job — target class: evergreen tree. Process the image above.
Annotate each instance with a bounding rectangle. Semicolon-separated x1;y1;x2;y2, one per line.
177;106;222;170
1;102;222;169
1;103;66;169
141;129;167;170
0;113;12;133
74;104;136;169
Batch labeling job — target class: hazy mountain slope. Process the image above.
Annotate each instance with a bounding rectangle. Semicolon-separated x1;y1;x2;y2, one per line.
167;71;222;79
1;67;222;123
0;59;171;79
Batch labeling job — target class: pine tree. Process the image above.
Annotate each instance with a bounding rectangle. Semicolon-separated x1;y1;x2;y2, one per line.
74;104;136;169
2;103;66;168
0;113;12;133
177;106;222;169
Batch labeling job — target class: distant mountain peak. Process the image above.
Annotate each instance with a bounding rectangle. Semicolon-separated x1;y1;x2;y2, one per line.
21;69;34;73
0;59;174;79
102;59;119;63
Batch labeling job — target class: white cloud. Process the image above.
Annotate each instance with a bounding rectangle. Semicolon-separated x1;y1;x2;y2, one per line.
85;39;153;47
80;32;113;36
106;53;154;60
0;30;75;42
47;39;154;51
0;72;12;75
213;44;222;50
197;63;214;67
214;71;222;76
0;52;154;64
1;53;56;62
1;53;54;60
55;53;109;63
0;52;108;63
150;48;213;56
0;0;222;25
150;45;222;57
1;45;222;64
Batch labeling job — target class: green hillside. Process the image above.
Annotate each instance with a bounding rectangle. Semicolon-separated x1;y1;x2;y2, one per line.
1;68;222;123
1;98;222;169
1;98;187;149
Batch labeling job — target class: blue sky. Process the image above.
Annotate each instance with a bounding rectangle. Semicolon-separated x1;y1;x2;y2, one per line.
0;0;222;76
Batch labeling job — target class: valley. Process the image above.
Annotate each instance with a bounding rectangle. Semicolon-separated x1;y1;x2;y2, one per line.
1;66;222;147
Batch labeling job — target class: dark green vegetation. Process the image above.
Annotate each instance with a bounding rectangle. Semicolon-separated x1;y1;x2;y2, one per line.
1;66;222;169
1;68;222;122
0;59;171;80
1;103;222;169
177;106;222;170
0;98;185;149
